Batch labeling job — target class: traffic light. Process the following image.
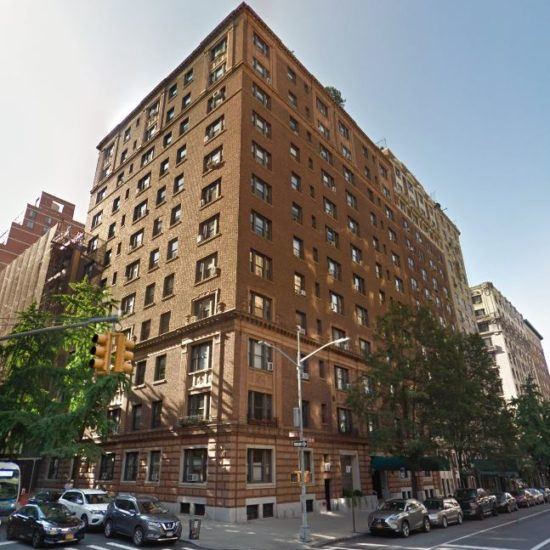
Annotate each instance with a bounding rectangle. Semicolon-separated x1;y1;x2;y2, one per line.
90;332;112;376
113;332;135;375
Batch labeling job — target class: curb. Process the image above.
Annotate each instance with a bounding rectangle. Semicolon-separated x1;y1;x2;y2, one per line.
310;532;366;548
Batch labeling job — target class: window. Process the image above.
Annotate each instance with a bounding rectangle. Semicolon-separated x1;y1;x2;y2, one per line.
302;401;310;428
147;450;161;481
296;310;307;333
252;57;270;79
391;252;400;267
203;146;223;171
168;83;177;99
251;141;271;168
173;174;185;194
294;273;306;295
291;202;303;223
327;258;341;280
124;128;131;142
107;408;121;435
319;144;332;163
154;355;166;381
167;238;179;260
112;196;121;213
144;283;155;306
290;172;301;191
201;179;221;205
179;117;190;135
103;249;112;266
355;305;369;327
251;111;271;136
250;249;272;280
287;65;296;82
338;121;350;139
211;37;227;60
183;448;207;483
250;210;272;239
316;97;328;116
395;277;404;292
342;145;352;160
121;293;136;315
351;245;362;264
193;294;216;319
334;367;350;390
187;392;210;418
123;451;139;481
125;260;140;282
91;211;102;228
293;236;304;259
159;311;171;334
329;292;344;315
170;204;182;225
96;187;106;204
99;453;115;481
472;294;482;305
144;125;156;142
251;174;272;203
107;222;116;240
209;63;225;84
163;273;175;297
149;249;160;271
353;274;365;294
318;121;330;139
248;338;273;370
388;228;397;243
325;226;339;247
131;404;142;431
195;253;218;282
134;360;146;385
321;170;336;191
140;320;151;341
247;448;272;483
252;83;271;108
323;197;337;218
346;191;357;209
156;186;166;205
289;116;299;133
248;391;272;421
184;68;193;85
133;200;148;222
141;147;154;167
207;87;225;112
165;107;175;123
182;92;191;110
253;32;269;56
359;339;371;359
249;291;272;320
205;116;224;140
338;408;353;433
190;342;212;372
176;144;187;163
198;214;220;242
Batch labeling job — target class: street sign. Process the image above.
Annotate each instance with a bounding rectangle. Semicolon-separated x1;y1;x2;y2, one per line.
293;440;308;448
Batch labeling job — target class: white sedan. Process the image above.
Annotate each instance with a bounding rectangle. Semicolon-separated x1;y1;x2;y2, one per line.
58;489;112;528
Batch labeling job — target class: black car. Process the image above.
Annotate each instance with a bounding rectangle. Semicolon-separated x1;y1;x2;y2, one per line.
6;502;86;547
104;494;182;546
495;492;518;513
454;488;498;519
29;489;64;505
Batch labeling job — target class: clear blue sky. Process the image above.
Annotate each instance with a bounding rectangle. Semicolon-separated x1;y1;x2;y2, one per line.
1;0;549;354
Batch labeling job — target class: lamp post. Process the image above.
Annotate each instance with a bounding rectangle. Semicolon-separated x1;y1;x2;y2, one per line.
258;330;350;543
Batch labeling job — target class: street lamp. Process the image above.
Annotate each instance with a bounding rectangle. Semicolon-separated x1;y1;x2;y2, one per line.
258;330;350;543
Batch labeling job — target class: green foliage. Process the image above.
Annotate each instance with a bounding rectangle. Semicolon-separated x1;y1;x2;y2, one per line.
0;279;127;459
325;86;346;107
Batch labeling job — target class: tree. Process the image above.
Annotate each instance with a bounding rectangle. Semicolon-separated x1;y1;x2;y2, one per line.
347;303;447;497
512;377;550;485
0;279;128;461
325;86;345;107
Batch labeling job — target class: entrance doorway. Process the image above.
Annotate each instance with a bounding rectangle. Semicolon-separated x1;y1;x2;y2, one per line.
340;455;354;495
324;479;332;511
372;470;389;500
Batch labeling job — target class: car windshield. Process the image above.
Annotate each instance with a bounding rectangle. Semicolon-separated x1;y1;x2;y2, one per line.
39;504;72;521
85;493;111;505
379;500;406;512
511;490;524;496
138;500;168;514
424;499;443;510
455;489;476;499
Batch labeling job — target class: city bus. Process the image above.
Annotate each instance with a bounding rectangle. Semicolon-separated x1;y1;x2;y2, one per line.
0;461;21;517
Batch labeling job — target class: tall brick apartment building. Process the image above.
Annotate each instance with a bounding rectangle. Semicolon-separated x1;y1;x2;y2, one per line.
41;4;462;520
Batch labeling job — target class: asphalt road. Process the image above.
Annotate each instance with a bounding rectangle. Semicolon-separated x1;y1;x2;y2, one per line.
324;502;550;550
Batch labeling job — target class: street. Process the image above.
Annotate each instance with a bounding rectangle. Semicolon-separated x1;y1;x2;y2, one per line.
323;504;550;550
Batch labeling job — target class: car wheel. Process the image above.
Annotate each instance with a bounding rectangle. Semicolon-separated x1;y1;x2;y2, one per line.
81;514;89;529
401;521;410;538
507;504;512;513
133;526;145;547
6;523;16;540
423;517;431;533
104;519;114;538
492;506;498;516
457;513;463;525
32;530;43;549
477;507;484;520
442;515;448;528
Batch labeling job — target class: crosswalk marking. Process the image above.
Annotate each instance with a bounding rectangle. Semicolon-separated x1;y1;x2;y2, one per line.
0;543;16;547
106;542;137;550
88;545;110;550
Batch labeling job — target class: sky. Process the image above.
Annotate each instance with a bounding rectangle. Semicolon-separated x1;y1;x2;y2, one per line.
0;0;549;354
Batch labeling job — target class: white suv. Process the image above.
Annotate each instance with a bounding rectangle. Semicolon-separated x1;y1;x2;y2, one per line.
58;489;111;528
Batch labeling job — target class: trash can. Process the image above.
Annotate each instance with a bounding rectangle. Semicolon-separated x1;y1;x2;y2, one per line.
189;518;201;540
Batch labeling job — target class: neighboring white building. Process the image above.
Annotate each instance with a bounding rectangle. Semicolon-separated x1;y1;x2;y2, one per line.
382;148;477;334
470;282;550;400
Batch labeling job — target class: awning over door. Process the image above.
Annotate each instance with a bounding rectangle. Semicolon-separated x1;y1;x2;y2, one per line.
371;455;450;471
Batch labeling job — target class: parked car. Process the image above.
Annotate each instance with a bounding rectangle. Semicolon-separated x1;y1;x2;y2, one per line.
494;492;518;513
528;488;545;505
6;502;86;547
424;497;463;528
454;488;498;519
29;489;64;505
511;489;536;508
104;494;182;546
58;489;112;528
537;487;550;502
368;498;430;537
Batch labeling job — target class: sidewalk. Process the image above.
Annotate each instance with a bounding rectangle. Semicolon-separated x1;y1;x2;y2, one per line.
180;508;372;550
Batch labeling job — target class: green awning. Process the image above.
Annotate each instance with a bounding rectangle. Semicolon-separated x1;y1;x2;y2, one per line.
371;455;450;471
471;459;518;477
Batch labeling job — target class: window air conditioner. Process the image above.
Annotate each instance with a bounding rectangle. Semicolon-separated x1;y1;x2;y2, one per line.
266;362;274;372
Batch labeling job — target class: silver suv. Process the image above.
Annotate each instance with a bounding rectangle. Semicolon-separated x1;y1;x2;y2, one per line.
368;498;430;537
104;495;181;546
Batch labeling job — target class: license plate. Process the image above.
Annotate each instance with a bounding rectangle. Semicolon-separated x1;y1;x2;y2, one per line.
65;533;74;541
165;531;174;537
